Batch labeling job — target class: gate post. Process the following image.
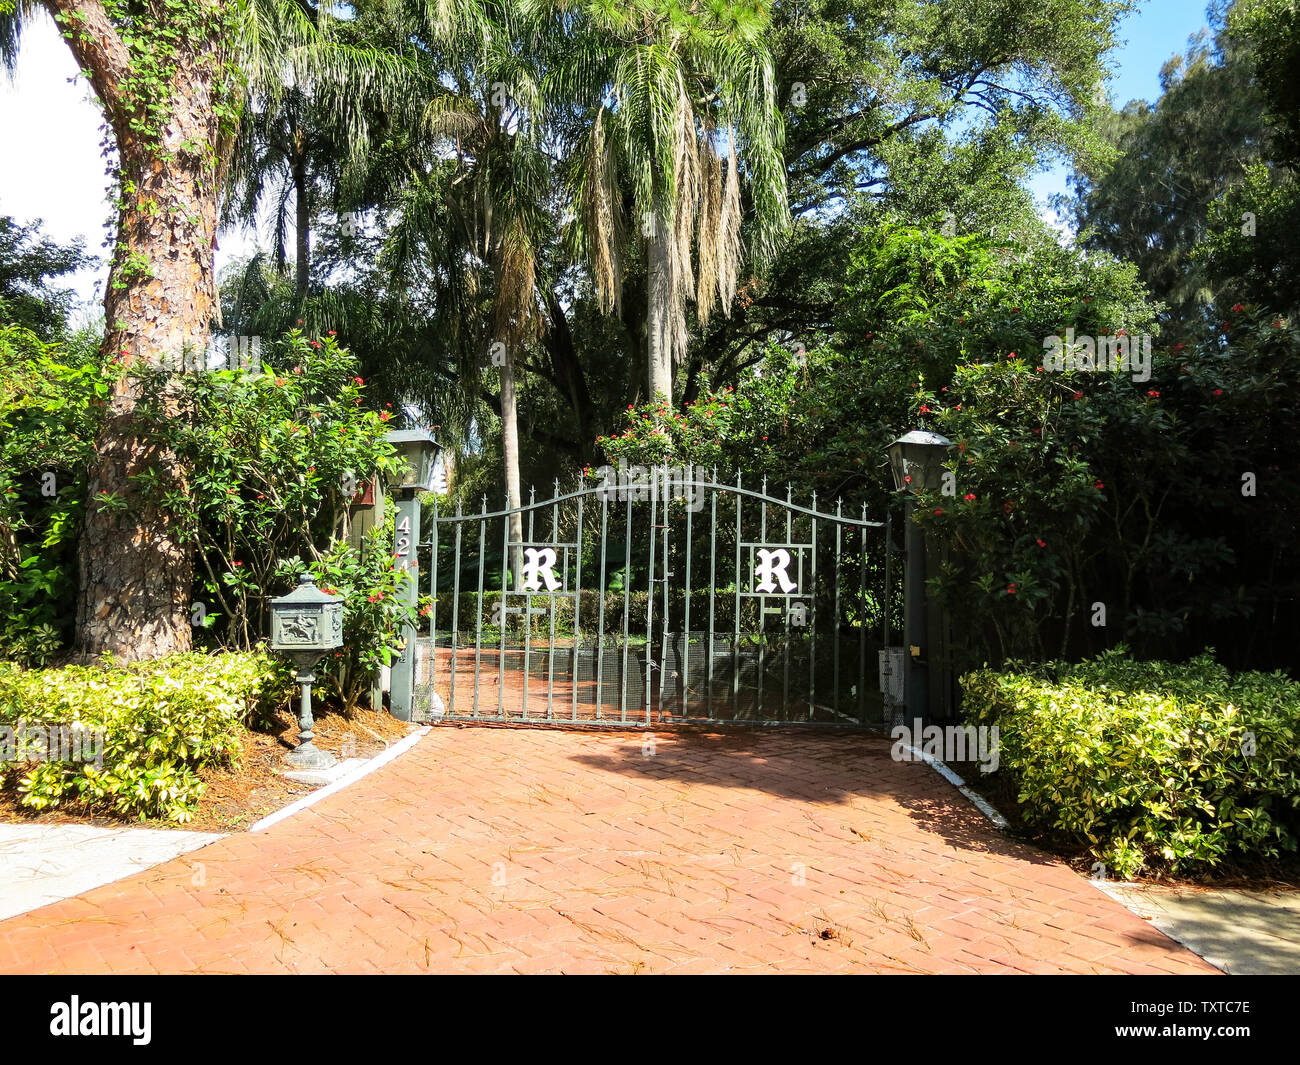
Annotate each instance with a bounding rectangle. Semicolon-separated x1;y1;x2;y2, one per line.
902;493;929;723
886;430;953;725
389;493;421;721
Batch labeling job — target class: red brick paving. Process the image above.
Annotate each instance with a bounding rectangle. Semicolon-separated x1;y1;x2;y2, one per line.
0;728;1217;974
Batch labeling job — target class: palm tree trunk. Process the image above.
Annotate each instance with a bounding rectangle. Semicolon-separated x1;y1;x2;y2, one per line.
500;345;524;583
646;199;674;402
293;148;311;303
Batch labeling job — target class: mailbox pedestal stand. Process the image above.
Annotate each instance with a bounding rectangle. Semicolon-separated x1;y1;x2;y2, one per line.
269;573;345;770
285;650;336;770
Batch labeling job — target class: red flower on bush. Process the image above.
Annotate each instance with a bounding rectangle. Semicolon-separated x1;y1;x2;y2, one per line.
919;404;931;414
1006;584;1016;594
933;508;944;515
380;411;391;421
1036;538;1046;548
1213;388;1223;396
1147;390;1160;397
1094;480;1105;490
1231;303;1246;313
1073;391;1083;400
963;493;976;501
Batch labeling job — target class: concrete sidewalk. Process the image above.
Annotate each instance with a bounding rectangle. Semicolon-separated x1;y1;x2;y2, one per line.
1096;881;1300;975
0;823;223;923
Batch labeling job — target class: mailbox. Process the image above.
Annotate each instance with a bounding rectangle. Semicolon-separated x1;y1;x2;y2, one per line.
268;573;344;770
270;573;343;653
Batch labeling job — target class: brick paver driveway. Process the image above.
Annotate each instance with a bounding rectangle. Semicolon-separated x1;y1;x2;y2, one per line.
0;728;1216;974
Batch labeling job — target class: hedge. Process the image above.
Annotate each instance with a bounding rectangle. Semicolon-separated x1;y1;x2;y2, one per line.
0;651;291;823
961;649;1300;877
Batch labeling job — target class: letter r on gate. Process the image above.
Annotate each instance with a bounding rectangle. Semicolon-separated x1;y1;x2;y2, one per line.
521;547;561;592
755;548;797;594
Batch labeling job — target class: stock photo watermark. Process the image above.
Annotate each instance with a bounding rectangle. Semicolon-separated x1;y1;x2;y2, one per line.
1042;327;1151;383
890;719;1000;774
590;460;710;512
0;721;105;768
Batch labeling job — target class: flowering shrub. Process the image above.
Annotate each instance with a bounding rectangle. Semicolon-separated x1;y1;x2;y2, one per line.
913;302;1300;670
136;331;402;650
278;505;428;715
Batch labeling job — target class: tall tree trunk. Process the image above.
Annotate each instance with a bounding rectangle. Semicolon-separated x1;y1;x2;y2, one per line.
293;143;310;303
52;0;225;660
543;295;597;463
500;345;524;584
646;199;674;402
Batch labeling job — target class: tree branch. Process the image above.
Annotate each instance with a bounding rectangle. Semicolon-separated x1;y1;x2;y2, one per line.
42;0;133;127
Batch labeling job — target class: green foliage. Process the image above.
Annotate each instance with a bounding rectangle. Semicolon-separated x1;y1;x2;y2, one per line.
0;323;106;663
135;331;402;650
1066;9;1268;327
0;651;291;823
918;300;1300;671
0;215;93;340
1232;0;1300;169
278;506;427;715
1199;164;1300;313
963;649;1300;878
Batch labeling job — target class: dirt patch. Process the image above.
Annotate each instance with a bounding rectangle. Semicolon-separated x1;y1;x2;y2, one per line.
0;704;418;834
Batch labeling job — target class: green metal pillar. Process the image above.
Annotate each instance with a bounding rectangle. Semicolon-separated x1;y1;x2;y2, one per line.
390;493;421;721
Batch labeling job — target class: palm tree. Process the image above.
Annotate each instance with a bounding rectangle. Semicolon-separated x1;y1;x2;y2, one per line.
365;0;552;567
545;0;791;402
0;0;409;659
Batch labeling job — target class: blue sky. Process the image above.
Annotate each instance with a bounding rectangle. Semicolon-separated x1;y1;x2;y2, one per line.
1030;0;1219;212
0;0;1219;314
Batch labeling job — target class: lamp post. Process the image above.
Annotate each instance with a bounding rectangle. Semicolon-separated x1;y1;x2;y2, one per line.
384;429;442;722
269;573;345;769
886;430;953;724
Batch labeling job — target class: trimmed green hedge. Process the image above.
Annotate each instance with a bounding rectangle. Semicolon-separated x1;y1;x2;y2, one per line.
0;651;291;823
962;649;1300;877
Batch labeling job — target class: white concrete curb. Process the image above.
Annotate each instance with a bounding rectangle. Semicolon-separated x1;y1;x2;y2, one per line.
898;742;1010;829
250;725;431;833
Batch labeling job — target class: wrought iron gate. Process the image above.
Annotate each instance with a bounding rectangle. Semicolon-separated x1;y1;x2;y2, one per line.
410;469;891;727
